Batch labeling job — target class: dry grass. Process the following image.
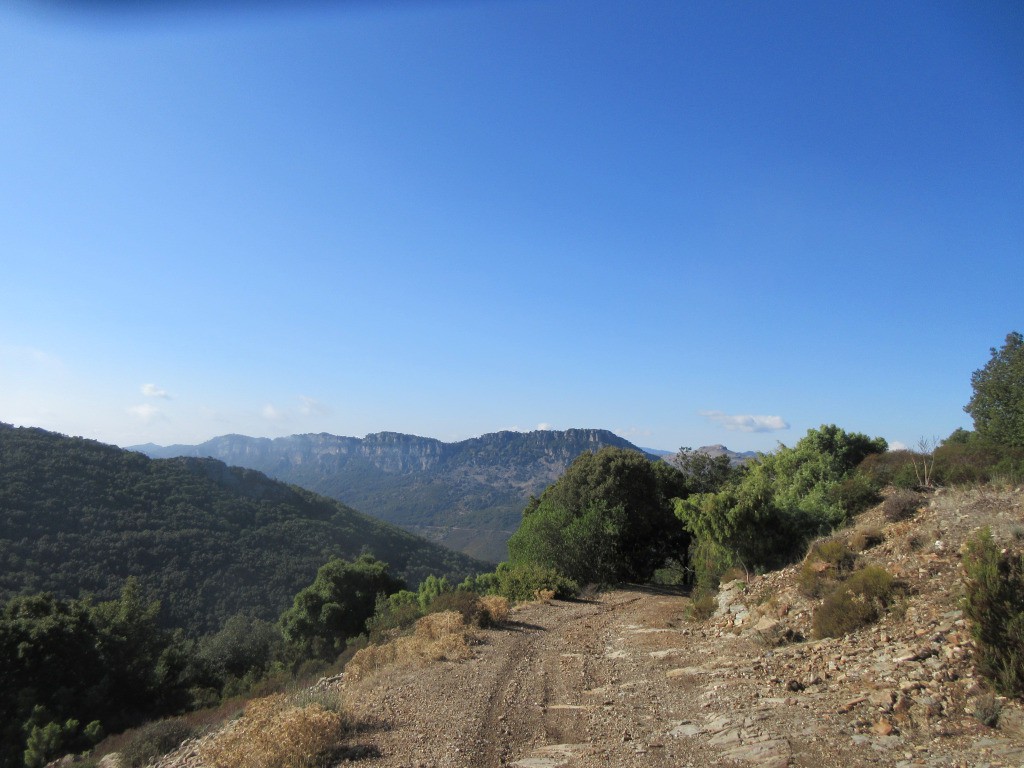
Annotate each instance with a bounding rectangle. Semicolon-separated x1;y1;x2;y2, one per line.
345;610;475;681
199;693;350;768
535;588;556;603
206;697;344;765
849;527;884;552
476;594;510;625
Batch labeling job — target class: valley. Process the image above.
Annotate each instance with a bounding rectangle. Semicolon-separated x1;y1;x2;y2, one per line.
132;429;670;562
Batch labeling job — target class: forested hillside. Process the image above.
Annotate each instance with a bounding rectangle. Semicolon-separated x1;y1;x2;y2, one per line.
134;428;654;561
0;424;485;635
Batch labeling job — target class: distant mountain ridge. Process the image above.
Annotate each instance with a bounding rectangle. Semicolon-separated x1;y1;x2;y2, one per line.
689;444;759;466
133;429;657;562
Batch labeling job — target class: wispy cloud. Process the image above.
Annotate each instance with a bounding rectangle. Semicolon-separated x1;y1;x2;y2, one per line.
141;383;171;399
536;422;553;431
298;396;330;417
128;403;163;422
617;426;653;439
262;397;330;423
701;410;790;433
0;345;63;370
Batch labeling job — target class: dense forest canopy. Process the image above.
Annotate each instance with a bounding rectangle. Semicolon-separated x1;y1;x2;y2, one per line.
0;424;484;635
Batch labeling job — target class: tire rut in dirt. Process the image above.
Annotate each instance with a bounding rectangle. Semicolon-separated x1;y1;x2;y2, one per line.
472;628;540;768
470;597;634;768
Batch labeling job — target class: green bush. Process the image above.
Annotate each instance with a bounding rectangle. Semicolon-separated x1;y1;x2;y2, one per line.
856;451;919;489
827;471;882;515
688;536;736;593
366;591;421;642
933;441;1024;486
457;571;499;594
650;558;687;586
812;565;897;638
23;718;78;768
962;529;1024;696
119;719;196;768
677;425;888;582
492;562;578;602
416;575;452;612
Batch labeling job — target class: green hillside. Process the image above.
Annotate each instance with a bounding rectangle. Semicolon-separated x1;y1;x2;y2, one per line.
0;424;486;635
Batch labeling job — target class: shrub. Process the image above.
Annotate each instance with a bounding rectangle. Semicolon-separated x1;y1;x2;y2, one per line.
199;694;349;768
972;691;1001;727
882;489;923;522
491;562;578;602
416;575;451;612
933;441;1024;486
475;595;510;626
827;471;882;515
962;529;1024;696
685;589;717;622
650;558;687;586
427;589;481;624
365;591;420;642
856;451;920;489
798;539;856;598
344;611;474;681
120;719;197;768
849;527;884;552
812;565;897;639
688;536;736;593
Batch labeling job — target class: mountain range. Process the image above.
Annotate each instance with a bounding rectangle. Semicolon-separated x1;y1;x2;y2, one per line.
132;429;755;562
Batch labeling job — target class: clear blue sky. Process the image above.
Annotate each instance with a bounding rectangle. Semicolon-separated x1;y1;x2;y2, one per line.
1;0;1021;453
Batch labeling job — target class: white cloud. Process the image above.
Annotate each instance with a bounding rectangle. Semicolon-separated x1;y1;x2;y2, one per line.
128;403;162;422
141;383;170;399
298;396;330;416
536;422;553;431
262;404;284;421
889;440;908;451
701;410;790;433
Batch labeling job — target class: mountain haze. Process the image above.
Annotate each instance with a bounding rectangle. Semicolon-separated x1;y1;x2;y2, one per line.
0;424;485;635
134;429;655;561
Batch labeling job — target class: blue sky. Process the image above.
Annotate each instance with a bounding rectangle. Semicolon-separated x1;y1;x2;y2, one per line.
1;0;1021;453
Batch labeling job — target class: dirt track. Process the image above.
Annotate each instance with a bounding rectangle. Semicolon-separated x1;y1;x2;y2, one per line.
342;589;861;768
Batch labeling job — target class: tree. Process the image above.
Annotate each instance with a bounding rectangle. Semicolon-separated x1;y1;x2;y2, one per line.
279;555;403;660
675;425;887;584
509;447;687;584
965;331;1024;448
672;447;741;495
